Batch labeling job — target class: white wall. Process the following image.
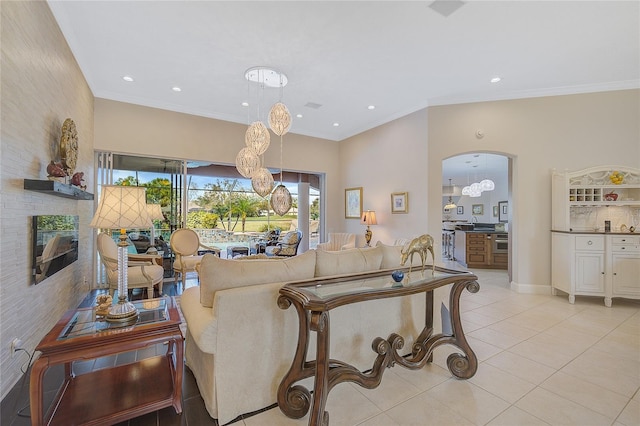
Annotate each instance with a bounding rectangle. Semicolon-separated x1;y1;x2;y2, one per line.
0;1;94;401
339;90;639;294
428;90;639;292
339;109;429;246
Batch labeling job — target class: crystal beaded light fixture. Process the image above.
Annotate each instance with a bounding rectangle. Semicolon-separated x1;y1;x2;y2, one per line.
235;66;293;214
251;167;275;197
271;184;292;216
268;102;291;136
245;121;271;155
236;147;260;178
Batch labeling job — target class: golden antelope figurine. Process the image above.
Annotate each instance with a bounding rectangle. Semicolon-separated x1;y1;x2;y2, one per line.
400;234;435;274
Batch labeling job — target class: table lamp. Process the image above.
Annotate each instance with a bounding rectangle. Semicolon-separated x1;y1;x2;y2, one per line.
147;203;164;249
361;210;377;247
90;185;151;322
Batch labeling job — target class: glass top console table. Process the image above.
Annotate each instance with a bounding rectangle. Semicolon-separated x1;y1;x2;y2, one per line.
30;297;183;426
277;266;480;426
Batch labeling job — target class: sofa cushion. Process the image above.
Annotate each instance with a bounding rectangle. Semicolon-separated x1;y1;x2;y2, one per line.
315;246;383;277
199;250;316;307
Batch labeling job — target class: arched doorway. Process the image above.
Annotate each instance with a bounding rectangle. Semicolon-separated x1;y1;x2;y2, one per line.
442;152;513;279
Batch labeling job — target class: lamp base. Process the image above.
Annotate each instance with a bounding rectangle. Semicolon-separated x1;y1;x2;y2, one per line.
105;296;138;323
364;227;372;247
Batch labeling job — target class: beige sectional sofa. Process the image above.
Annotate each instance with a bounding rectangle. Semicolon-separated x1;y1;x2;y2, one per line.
179;243;451;424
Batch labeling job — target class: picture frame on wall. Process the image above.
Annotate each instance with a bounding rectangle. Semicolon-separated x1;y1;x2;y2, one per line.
457;206;464;215
499;200;509;222
391;192;408;214
345;187;363;219
472;204;484;215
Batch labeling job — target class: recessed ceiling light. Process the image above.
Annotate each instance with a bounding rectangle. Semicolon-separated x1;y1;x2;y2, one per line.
333;122;340;127
367;105;375;110
296;114;303;118
490;77;501;83
122;75;134;82
241;102;249;107
172;86;182;92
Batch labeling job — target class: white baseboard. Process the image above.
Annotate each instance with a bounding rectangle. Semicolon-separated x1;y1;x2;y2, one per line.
510;281;553;295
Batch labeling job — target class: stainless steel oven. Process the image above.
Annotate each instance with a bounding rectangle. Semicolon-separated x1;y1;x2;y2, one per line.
493;234;508;253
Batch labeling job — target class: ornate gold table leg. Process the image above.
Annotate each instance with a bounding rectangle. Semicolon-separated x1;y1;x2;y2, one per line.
277;295;312;419
309;311;330;426
380;280;479;379
445;280;479;379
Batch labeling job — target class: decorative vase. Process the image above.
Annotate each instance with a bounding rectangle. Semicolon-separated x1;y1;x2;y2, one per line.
391;270;404;282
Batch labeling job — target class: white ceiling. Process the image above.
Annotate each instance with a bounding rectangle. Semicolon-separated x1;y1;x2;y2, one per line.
442;152;508;188
47;0;639;148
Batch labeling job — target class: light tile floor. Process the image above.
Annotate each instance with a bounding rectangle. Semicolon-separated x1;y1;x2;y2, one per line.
240;265;640;426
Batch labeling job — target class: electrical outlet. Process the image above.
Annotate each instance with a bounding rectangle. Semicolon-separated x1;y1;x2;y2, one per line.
10;338;22;358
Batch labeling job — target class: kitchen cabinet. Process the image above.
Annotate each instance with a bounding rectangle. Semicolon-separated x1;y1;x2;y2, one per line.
455;231;507;270
551;166;640;306
611;235;640;298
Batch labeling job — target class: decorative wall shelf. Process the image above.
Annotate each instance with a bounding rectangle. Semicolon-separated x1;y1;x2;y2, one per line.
24;179;93;200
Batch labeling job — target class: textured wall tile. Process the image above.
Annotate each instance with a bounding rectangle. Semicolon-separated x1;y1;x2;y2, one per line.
1;1;94;401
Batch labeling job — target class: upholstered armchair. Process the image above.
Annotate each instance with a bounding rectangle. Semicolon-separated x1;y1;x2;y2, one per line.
97;233;164;298
265;230;302;257
249;229;280;254
316;232;356;251
170;228;221;288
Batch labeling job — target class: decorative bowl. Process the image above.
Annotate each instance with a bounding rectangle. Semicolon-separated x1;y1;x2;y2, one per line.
604;192;618;201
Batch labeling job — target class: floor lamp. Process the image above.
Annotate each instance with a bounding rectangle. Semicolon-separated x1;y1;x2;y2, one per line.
90;185;152;322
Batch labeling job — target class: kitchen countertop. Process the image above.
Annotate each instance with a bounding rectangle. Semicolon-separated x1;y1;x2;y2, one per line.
551;229;637;235
455;229;507;234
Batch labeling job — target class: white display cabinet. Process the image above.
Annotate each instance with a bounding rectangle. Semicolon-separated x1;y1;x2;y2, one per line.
552;166;640;232
551;166;640;307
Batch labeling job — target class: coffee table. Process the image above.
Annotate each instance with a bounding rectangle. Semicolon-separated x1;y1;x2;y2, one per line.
30;297;183;426
277;266;479;426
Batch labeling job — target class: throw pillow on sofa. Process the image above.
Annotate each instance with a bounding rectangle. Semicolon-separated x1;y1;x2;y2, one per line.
314;246;383;277
198;249;316;307
376;241;424;269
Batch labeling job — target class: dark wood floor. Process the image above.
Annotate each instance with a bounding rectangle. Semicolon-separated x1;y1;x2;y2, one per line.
0;281;238;426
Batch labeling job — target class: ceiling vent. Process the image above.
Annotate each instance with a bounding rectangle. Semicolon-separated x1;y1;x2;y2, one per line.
429;1;465;17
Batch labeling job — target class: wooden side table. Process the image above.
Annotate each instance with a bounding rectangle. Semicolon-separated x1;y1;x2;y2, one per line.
30;297;183;425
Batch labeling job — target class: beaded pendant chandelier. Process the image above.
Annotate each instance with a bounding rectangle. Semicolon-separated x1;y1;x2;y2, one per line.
235;147;260;178
235;67;293;215
251;167;274;197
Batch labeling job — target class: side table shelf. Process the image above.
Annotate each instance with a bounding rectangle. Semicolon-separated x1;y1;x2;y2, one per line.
30;297;183;426
24;179;94;200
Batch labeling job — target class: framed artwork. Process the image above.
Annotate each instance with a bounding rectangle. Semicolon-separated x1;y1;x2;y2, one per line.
345;187;363;219
391;192;408;214
457;206;464;215
493;205;499;217
472;204;484;215
499;200;509;222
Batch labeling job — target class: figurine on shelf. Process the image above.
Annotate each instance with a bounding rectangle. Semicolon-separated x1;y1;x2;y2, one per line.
71;171;86;191
46;161;66;182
